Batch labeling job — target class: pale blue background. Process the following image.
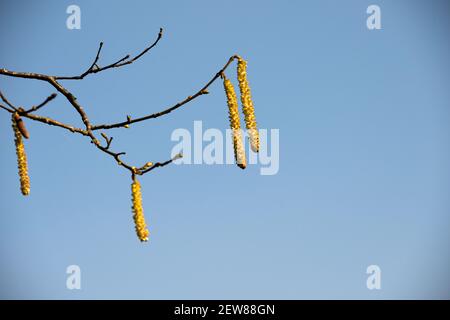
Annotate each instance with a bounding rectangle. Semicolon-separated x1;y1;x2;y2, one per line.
0;0;449;299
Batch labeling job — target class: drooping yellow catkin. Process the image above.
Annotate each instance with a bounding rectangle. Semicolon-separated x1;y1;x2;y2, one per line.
223;77;246;169
131;178;150;242
237;56;259;153
12;113;30;196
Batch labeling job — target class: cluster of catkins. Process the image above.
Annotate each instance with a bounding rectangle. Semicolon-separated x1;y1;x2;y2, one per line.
130;56;258;242
9;57;257;243
223;56;259;169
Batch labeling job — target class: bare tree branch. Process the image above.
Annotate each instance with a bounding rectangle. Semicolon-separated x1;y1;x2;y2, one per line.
0;92;88;135
21;112;88;135
0;91;135;172
54;28;163;80
0;31;239;177
0;78;158;174
0;70;52;81
46;77;94;133
92;55;238;130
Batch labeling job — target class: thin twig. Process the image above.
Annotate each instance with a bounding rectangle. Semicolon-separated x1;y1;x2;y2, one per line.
81;42;104;77
0;90;18;111
101;132;113;149
0;103;14;113
140;153;183;175
24;93;57;114
54;28;163;80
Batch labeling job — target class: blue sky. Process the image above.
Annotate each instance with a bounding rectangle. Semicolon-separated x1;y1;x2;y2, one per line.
0;0;449;299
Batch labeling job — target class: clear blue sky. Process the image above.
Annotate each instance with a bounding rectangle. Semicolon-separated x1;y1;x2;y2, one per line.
0;0;449;299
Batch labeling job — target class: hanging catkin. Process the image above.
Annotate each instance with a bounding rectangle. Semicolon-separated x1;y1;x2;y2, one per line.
12;113;30;196
223;76;246;169
131;177;149;241
237;56;259;153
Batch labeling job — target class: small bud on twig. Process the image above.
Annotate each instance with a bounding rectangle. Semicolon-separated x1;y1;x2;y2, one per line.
13;113;30;139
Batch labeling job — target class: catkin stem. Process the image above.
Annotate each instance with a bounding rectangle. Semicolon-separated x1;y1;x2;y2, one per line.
223;76;246;169
131;177;150;242
12;113;30;195
237;57;259;153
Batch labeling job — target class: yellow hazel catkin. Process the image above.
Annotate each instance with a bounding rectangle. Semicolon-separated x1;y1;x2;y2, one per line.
223;77;246;169
131;178;150;242
12;113;30;196
237;57;259;153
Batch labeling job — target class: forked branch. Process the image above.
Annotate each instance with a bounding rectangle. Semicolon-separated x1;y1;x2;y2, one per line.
54;28;163;80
